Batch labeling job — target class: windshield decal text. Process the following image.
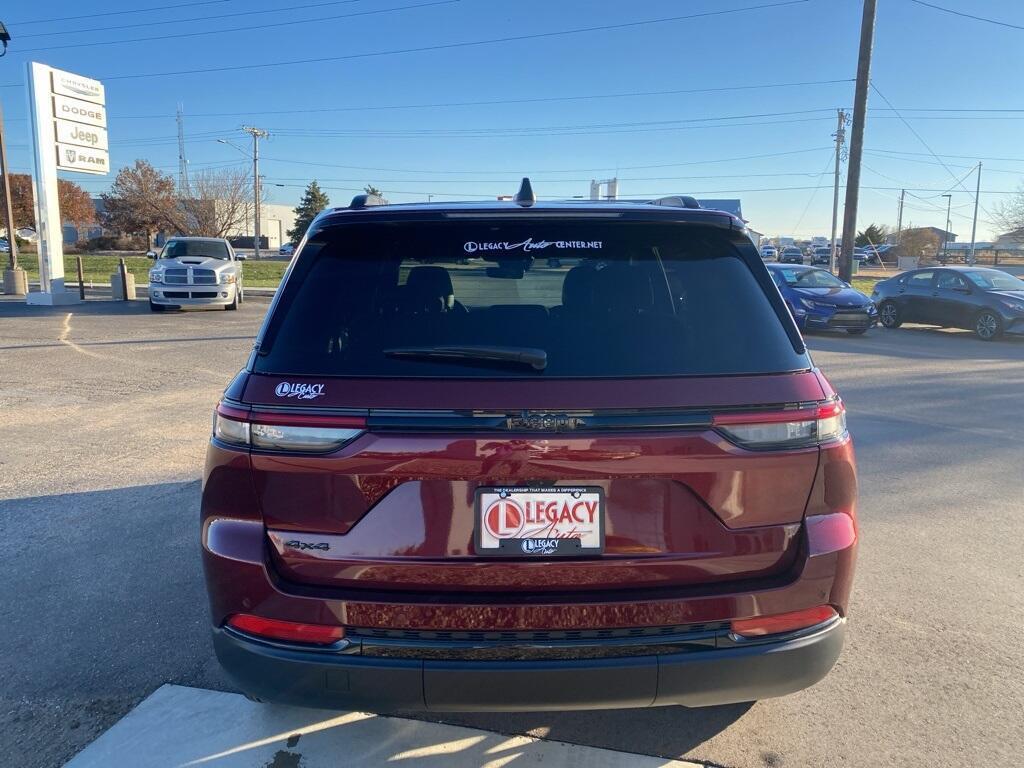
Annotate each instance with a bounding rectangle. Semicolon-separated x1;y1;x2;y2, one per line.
463;238;602;254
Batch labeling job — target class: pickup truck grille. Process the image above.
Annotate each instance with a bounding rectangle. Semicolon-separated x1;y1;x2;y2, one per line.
164;267;217;285
164;268;188;285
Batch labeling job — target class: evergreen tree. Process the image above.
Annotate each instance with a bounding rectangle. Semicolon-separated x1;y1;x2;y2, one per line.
287;181;330;243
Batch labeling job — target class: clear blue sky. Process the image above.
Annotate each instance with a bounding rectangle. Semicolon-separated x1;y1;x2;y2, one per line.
2;0;1024;239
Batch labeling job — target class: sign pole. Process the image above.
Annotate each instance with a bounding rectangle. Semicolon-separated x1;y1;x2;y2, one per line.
24;61;109;305
1;97;28;295
26;62;73;304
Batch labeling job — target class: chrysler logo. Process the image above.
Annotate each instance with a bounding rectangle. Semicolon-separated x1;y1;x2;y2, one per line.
505;412;584;431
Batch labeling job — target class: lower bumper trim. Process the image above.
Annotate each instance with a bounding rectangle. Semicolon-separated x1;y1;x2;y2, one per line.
212;618;845;712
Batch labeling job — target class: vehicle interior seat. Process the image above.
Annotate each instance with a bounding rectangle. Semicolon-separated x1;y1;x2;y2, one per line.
401;266;468;314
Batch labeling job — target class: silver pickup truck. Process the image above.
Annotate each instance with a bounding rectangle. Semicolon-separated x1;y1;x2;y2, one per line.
147;237;245;312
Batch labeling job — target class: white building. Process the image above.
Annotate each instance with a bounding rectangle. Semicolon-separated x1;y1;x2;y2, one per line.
224;203;298;250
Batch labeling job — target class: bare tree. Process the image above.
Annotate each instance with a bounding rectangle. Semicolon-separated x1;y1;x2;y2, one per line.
176;167;253;238
990;183;1024;236
896;227;940;261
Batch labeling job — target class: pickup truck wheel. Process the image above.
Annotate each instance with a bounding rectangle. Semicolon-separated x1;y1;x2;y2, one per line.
225;291;238;311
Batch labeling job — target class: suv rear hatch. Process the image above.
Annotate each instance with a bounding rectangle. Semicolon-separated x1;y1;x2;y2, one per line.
225;214;829;594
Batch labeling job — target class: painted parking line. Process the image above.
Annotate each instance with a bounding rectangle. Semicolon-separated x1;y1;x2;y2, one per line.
65;685;701;768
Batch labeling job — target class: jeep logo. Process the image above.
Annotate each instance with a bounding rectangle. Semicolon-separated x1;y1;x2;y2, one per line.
505;412;584;431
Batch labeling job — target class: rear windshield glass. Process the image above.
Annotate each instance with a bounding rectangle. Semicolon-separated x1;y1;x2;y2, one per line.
254;221;807;378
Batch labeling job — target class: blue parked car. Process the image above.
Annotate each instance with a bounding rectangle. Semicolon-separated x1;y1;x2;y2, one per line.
766;263;878;335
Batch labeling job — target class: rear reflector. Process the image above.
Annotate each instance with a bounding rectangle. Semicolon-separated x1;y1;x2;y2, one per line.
213;404;365;453
713;400;846;449
227;614;345;645
730;605;838;638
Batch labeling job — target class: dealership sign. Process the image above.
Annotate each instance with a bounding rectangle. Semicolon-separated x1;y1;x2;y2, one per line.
24;63;110;305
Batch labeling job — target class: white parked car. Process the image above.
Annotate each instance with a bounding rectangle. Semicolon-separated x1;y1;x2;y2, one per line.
760;245;778;261
147;237;245;312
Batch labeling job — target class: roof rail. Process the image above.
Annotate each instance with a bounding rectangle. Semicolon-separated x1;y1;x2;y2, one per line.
349;193;387;209
647;195;701;209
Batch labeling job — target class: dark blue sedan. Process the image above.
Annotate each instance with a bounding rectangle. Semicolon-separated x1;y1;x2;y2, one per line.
872;266;1024;341
767;264;878;335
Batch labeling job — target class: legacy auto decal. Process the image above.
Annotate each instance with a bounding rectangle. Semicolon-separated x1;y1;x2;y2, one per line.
463;238;602;254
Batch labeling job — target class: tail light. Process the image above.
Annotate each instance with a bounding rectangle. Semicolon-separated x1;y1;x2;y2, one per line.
213;403;365;453
730;605;838;638
713;400;846;449
227;614;345;645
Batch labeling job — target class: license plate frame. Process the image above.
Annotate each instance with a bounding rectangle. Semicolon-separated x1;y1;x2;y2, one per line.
473;486;605;558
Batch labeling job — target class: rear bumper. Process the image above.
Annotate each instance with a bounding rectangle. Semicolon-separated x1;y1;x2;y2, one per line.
213;618;845;711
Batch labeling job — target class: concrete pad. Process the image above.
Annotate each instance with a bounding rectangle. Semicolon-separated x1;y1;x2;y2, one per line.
65;685;700;768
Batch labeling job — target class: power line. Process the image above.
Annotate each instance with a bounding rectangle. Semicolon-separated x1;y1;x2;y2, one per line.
17;0;365;38
89;1;813;81
869;82;979;200
12;0;457;53
907;0;1024;31
265;108;837;135
258;146;835;174
261;115;839;139
261;169;840;184
99;79;855;120
9;0;232;26
792;152;840;234
867;147;1024;163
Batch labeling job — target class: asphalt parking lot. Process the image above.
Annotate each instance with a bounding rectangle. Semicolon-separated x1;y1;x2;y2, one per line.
1;296;1022;767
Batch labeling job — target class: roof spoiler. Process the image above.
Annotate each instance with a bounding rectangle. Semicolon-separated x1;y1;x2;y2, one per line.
646;195;701;209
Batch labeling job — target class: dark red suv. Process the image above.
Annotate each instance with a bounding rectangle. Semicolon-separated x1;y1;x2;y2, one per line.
202;188;858;711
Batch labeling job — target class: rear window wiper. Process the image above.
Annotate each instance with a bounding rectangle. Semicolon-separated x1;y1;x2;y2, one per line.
383;345;547;371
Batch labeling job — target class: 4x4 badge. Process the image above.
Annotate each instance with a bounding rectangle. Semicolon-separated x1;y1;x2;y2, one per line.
284;540;330;552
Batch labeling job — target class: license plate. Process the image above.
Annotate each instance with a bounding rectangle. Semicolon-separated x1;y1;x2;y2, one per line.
474;486;605;557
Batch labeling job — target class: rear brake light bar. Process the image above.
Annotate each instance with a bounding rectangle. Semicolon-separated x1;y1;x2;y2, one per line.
213;404;365;453
713;400;846;450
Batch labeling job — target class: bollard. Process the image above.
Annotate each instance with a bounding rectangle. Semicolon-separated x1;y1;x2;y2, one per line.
77;255;85;300
118;258;129;301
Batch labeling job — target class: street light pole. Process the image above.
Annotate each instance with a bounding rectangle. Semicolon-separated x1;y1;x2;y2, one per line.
941;194;952;263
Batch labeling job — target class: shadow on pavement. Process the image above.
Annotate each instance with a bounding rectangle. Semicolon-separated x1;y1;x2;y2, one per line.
0;297;153;318
426;702;754;761
0;481;228;768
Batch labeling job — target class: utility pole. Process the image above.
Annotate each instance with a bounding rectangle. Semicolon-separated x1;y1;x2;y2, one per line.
176;103;190;197
830;108;847;273
838;0;877;283
241;126;269;259
969;162;982;265
896;189;905;244
941;194;952;263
